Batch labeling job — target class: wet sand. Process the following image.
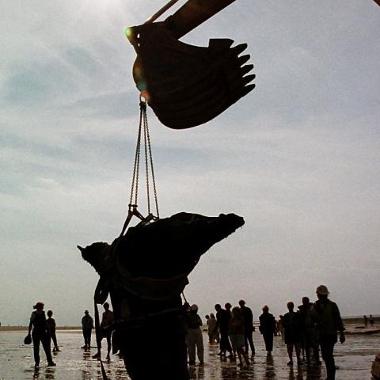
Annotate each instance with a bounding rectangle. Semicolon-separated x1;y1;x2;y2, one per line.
0;330;378;379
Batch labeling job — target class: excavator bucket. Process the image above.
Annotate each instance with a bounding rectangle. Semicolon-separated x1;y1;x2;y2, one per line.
127;0;255;129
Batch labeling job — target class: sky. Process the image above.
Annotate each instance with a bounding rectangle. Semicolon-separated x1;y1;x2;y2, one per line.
1;0;379;326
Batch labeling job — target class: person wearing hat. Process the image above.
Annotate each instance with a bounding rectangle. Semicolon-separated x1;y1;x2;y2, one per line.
81;310;94;350
314;285;345;379
27;302;56;369
185;304;204;365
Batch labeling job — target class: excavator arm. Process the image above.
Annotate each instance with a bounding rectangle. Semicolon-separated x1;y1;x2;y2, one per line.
163;0;237;39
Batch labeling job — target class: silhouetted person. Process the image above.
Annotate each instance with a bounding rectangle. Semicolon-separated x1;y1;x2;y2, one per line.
229;306;250;368
283;302;301;366
206;313;218;344
363;315;368;328
298;297;320;365
224;302;233;356
185;304;204;365
81;310;94;350
46;310;59;352
27;302;55;369
215;304;233;357
369;315;375;327
93;302;114;360
259;305;276;355
225;303;232;326
277;315;284;339
239;299;255;356
314;285;345;380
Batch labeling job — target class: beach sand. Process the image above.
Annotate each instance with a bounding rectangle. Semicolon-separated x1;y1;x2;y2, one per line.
0;329;378;379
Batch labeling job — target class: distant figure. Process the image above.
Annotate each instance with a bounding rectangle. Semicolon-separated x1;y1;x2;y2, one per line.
81;310;94;350
277;315;284;338
364;315;368;328
314;285;345;380
27;302;56;369
369;315;375;327
205;315;210;339
298;297;320;365
93;302;114;360
259;305;276;355
185;304;204;365
205;314;218;344
225;303;232;320
46;310;59;352
239;299;255;357
229;307;250;368
215;304;233;357
225;302;233;355
282;302;301;366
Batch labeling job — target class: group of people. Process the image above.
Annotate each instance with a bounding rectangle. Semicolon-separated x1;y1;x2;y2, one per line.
25;302;59;369
201;285;344;380
80;303;114;358
363;314;376;327
26;285;345;380
26;301;115;369
185;300;255;369
266;285;345;380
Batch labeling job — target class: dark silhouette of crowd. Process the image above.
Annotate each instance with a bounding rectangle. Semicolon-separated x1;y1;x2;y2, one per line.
24;301;115;370
202;285;345;380
24;285;346;380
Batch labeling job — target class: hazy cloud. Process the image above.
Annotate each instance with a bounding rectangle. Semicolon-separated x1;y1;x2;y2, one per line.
1;0;379;324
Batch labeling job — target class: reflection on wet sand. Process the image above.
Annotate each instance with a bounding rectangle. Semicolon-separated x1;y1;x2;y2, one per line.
188;341;327;380
2;330;379;379
264;354;275;379
30;367;56;380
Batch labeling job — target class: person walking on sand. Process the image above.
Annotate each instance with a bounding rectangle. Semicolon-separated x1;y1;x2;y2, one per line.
93;302;114;360
225;303;232;319
282;302;302;366
229;307;250;368
314;285;345;380
206;314;218;344
26;302;56;369
46;310;60;352
215;304;233;357
239;299;255;357
259;305;276;355
185;304;204;365
81;310;94;350
277;315;284;339
298;297;320;366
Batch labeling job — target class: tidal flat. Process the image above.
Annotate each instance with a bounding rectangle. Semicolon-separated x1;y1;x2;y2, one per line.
0;329;378;379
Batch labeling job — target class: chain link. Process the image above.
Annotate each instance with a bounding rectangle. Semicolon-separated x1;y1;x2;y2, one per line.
128;98;159;219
